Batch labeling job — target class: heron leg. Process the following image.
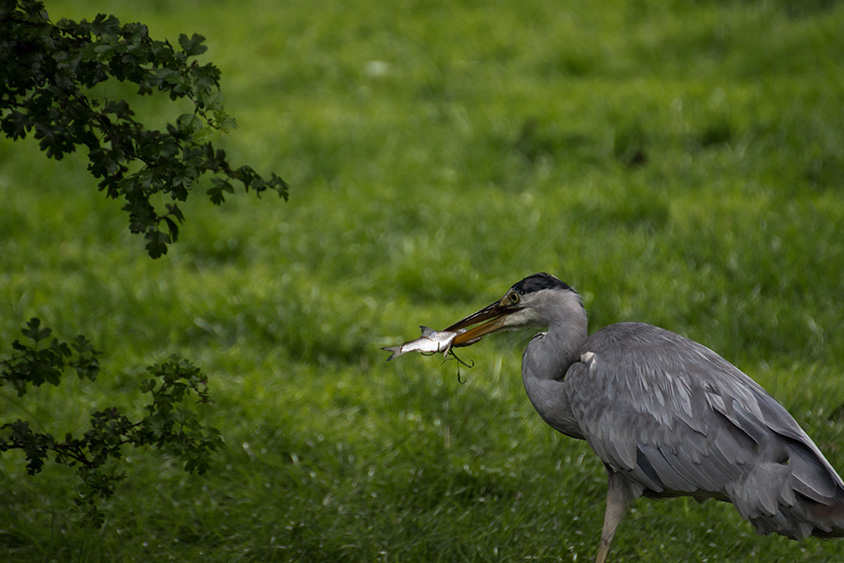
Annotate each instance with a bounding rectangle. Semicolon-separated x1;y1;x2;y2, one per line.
595;470;634;563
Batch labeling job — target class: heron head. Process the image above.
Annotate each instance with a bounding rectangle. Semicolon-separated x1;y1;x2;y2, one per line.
447;273;579;347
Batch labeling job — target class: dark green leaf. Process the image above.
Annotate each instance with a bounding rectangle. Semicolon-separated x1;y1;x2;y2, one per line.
178;33;207;57
21;318;51;344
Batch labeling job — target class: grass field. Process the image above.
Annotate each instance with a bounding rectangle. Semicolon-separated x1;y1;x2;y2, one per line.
2;0;844;561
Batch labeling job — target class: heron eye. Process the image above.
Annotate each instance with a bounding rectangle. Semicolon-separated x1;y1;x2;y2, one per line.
509;293;520;305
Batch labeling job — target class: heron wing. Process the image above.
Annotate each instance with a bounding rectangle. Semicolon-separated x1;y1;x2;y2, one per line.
566;322;844;515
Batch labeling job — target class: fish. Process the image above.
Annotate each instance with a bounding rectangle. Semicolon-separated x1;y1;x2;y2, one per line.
382;326;460;361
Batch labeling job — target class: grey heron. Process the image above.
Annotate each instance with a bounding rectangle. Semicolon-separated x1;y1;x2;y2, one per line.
443;273;844;562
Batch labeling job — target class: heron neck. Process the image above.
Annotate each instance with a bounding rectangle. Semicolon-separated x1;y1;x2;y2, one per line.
546;316;588;375
521;307;588;439
551;290;589;365
527;298;588;380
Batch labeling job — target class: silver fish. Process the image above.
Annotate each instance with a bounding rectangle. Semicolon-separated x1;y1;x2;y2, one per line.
382;326;459;361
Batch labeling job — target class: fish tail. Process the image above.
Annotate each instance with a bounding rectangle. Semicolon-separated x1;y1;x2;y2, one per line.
381;346;402;361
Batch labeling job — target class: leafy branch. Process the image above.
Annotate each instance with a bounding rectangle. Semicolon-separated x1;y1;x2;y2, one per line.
0;319;222;526
0;0;288;257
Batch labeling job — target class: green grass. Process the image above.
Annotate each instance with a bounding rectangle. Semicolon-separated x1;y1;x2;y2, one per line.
2;0;844;560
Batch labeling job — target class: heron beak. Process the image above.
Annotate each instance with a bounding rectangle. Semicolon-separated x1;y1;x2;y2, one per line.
446;298;514;347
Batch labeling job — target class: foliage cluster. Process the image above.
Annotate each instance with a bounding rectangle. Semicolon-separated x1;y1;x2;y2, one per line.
0;0;287;257
0;0;255;533
0;318;222;526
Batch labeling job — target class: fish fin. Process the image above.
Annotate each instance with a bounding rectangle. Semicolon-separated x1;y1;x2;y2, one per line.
419;325;435;335
381;346;403;361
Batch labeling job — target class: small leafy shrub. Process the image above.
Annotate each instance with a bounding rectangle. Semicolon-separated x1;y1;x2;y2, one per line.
0;318;222;526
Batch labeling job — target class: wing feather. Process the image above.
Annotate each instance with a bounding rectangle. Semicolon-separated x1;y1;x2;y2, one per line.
565;322;844;520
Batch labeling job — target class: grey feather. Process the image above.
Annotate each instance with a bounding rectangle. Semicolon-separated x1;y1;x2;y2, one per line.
446;274;844;559
558;321;844;539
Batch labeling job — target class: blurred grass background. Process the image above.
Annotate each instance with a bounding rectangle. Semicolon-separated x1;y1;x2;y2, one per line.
1;0;844;560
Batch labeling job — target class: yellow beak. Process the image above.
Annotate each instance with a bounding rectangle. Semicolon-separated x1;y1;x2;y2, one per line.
446;297;515;347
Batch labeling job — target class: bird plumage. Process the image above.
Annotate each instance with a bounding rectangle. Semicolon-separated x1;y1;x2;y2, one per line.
446;273;844;561
563;323;844;539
